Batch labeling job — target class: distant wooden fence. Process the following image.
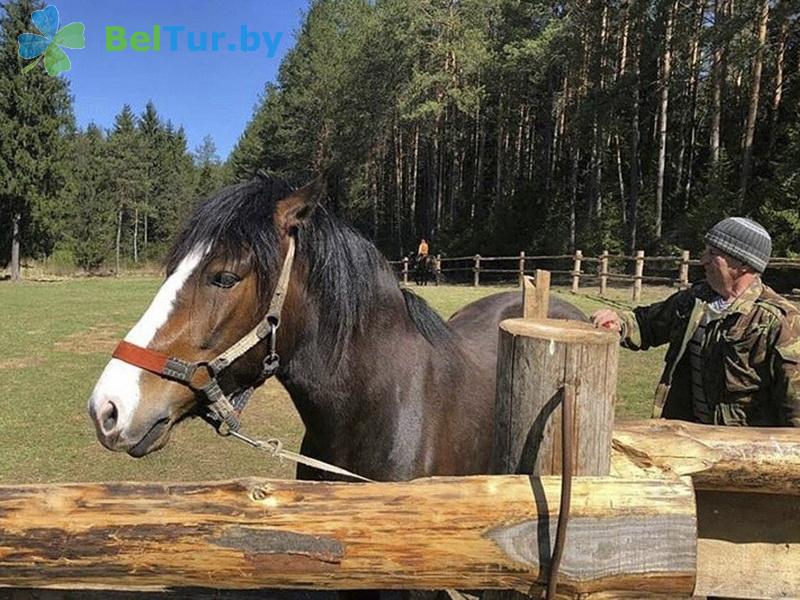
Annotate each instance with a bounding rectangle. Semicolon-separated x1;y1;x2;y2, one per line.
392;251;800;301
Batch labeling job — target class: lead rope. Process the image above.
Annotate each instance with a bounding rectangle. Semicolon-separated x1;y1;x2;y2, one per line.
226;429;375;483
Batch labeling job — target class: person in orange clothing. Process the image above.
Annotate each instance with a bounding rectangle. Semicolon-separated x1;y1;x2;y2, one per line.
417;238;429;259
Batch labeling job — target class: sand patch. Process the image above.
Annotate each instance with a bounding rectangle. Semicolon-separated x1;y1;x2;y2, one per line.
0;356;46;370
54;323;122;355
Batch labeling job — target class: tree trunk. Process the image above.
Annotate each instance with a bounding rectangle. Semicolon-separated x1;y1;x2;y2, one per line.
710;0;728;165
115;207;123;276
616;134;627;225
133;207;139;264
475;107;486;205
143;211;148;261
399;126;406;254
411;124;419;235
627;13;641;255
570;146;579;249
618;1;630;80
739;0;770;206
494;94;504;209
372;160;379;242
551;76;568;188
683;0;705;207
10;212;21;281
654;0;677;241
768;18;788;156
592;4;609;221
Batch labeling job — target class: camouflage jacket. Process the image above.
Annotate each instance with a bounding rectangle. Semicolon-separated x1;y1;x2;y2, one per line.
618;278;800;427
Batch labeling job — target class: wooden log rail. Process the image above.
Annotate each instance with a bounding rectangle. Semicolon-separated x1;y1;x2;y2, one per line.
612;419;800;495
0;476;696;596
612;421;800;599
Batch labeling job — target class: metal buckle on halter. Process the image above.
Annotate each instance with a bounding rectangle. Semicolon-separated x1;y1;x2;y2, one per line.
199;377;241;436
261;321;280;379
188;362;216;391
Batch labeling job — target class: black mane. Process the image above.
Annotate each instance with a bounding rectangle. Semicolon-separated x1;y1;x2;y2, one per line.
166;176;455;364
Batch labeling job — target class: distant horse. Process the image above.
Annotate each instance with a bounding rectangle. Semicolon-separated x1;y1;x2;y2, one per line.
413;253;433;286
88;176;585;481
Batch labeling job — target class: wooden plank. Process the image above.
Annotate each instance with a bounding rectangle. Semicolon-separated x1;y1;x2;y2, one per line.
695;490;800;599
0;476;696;596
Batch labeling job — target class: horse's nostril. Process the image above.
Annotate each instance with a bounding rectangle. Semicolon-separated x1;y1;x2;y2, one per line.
101;401;118;433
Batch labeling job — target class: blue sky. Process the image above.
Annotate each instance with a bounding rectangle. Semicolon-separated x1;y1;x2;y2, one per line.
51;0;309;159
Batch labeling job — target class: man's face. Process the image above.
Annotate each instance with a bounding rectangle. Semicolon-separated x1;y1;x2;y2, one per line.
701;245;745;294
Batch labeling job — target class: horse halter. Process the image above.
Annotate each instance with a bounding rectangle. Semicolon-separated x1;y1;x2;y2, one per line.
110;236;297;435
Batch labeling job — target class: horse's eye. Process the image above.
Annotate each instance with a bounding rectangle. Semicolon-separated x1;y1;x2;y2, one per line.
210;271;241;289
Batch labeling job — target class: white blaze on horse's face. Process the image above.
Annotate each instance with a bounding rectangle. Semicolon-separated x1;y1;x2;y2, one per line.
87;246;207;451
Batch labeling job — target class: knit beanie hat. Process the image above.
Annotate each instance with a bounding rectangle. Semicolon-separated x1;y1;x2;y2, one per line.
704;217;772;273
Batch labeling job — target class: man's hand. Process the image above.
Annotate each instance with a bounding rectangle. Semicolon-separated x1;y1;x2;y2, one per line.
591;308;622;333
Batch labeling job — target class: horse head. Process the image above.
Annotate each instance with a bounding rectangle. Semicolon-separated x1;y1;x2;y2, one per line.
87;178;320;457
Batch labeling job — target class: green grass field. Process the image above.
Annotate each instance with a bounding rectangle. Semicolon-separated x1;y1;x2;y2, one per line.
0;277;671;484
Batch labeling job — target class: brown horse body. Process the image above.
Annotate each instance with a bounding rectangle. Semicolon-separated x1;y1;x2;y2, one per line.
88;177;584;482
288;289;583;481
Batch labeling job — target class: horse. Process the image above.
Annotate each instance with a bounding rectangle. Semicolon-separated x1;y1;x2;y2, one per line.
87;175;585;482
413;253;433;286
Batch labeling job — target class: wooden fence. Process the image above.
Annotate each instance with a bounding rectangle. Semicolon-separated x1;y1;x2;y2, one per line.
0;425;796;597
393;251;800;300
3;276;799;598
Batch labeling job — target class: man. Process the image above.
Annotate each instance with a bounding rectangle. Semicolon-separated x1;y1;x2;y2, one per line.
592;217;800;427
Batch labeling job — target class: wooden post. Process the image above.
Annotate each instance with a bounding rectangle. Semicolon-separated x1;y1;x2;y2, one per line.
571;249;582;293
402;257;409;285
679;249;690;289
599;250;609;296
490;316;621;600
435;254;441;286
522;270;550;320
518;251;525;286
473;254;481;287
492;319;619;478
633;249;645;301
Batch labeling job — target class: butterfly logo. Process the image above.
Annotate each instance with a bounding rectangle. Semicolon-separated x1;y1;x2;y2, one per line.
18;5;85;76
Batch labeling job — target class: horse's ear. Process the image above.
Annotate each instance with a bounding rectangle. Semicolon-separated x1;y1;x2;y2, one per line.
275;178;323;233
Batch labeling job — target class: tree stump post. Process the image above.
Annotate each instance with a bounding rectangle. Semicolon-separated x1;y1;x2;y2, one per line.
490;270;621;597
492;319;619;478
474;254;481;287
402;257;409;285
522;270;550;321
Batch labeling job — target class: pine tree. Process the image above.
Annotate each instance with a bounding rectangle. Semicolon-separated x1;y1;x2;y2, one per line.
137;100;162;261
0;0;73;279
108;104;146;273
160;124;199;241
193;134;223;199
65;124;116;270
